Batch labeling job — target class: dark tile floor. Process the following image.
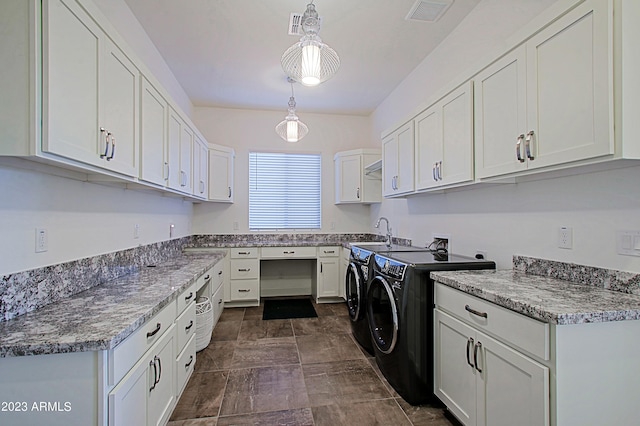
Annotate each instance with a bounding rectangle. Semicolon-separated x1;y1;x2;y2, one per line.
168;299;456;426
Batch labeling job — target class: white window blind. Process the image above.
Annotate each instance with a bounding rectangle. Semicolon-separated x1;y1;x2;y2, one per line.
249;152;321;230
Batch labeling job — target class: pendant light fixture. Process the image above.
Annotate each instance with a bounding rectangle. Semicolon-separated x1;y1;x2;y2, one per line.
275;78;309;143
281;1;340;87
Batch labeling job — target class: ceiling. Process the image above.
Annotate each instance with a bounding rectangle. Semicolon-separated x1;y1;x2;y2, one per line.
123;0;481;116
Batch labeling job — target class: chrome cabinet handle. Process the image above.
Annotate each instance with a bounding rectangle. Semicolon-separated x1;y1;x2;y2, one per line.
474;341;483;373
525;130;535;160
149;359;157;392
100;128;111;159
164;162;169;180
437;161;442;180
146;323;161;338
106;137;115;161
516;134;525;163
180;171;186;187
356;187;360;199
432;163;437;181
155;355;162;384
185;355;194;369
465;304;488;319
228;187;232;198
185;320;194;332
200;180;205;194
238;289;251;293
466;337;475;368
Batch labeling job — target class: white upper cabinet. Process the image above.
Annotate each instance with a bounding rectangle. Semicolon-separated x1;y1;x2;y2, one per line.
334;149;381;204
43;0;139;177
167;107;194;194
382;122;414;197
208;145;235;202
475;0;612;179
415;81;474;191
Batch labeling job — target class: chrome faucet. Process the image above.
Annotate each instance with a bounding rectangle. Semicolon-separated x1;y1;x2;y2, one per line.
375;217;393;248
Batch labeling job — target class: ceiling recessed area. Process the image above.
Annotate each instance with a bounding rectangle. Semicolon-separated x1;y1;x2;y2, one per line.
123;0;481;115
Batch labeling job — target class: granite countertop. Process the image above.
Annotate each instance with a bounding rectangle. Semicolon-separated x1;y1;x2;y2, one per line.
431;269;640;325
0;251;225;357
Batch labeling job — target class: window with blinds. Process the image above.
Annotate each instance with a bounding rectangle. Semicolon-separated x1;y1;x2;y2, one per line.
249;152;321;230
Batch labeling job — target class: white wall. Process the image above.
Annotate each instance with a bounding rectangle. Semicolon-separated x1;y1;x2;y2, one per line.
370;0;640;273
191;107;377;234
0;163;193;275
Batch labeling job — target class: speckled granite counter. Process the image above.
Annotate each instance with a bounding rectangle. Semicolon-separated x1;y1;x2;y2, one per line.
189;233;399;248
0;251;225;357
431;268;640;325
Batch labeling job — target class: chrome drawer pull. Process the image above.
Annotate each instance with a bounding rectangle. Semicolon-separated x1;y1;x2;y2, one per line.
146;323;161;338
283;251;295;254
149;359;157;392
204;275;210;280
238;268;251;272
465;305;488;319
238;289;251;293
238;251;250;255
185;320;194;332
525;130;535;160
184;292;194;302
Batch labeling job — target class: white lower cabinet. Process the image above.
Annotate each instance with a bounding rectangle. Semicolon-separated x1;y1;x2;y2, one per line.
435;309;549;426
316;246;341;300
109;323;175;426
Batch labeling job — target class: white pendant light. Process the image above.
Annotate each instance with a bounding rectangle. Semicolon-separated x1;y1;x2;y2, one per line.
281;2;340;87
275;79;308;143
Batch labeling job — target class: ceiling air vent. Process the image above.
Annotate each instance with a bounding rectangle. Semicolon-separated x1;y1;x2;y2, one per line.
287;12;323;35
405;0;453;23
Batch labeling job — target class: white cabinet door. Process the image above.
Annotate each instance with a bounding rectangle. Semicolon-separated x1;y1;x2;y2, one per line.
335;154;362;203
440;82;474;186
108;357;148;426
382;122;414;197
140;78;167;186
192;135;208;199
317;258;340;298
474;47;528;178
211;282;224;325
415;105;442;190
100;38;139;177
477;333;549;426
179;124;193;194
208;146;234;202
435;309;477;426
43;0;101;166
147;326;175;426
167;108;183;191
525;0;612;169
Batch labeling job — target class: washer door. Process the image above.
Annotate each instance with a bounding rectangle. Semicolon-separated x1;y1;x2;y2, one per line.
367;275;398;354
345;262;365;322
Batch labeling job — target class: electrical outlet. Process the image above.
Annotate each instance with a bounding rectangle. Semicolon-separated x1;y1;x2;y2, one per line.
558;227;573;249
35;228;48;253
233;221;239;231
134;224;140;239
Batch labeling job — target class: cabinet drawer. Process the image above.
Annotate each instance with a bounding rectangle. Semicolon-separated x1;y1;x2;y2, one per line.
110;300;176;386
230;279;259;301
230;259;259;279
176;334;196;397
211;260;224;291
196;266;214;292
211;282;224;324
261;246;317;258
231;247;258;258
175;302;196;353
177;282;197;316
435;283;549;360
318;246;340;257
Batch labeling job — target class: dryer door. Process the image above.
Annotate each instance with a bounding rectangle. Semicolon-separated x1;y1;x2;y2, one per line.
346;262;366;322
367;275;398;354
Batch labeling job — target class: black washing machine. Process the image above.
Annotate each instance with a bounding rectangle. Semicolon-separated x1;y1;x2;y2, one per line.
346;244;430;355
367;251;495;405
